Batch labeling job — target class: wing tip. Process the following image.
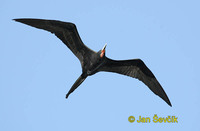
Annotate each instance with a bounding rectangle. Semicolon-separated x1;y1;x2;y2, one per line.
167;101;172;107
13;18;76;29
162;95;172;107
12;18;32;24
13;18;26;22
13;18;19;22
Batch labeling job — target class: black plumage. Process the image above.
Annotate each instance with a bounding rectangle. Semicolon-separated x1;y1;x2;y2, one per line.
14;18;172;106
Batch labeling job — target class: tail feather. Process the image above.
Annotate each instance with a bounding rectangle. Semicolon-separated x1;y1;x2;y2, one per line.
66;74;87;99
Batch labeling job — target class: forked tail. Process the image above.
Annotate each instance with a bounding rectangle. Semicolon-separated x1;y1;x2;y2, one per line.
66;74;87;99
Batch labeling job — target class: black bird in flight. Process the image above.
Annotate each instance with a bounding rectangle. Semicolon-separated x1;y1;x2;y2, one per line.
14;18;172;106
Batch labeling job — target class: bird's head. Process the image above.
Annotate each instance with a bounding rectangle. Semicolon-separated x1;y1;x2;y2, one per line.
100;43;107;58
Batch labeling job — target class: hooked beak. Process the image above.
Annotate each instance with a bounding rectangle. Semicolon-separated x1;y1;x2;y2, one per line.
100;43;107;58
102;43;107;51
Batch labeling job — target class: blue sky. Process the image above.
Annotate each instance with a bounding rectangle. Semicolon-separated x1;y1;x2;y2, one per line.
1;0;200;130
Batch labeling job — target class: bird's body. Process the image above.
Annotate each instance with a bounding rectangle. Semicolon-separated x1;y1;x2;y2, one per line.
14;18;172;106
82;52;104;75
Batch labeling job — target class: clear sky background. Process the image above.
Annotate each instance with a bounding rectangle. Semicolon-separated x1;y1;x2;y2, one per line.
1;0;200;130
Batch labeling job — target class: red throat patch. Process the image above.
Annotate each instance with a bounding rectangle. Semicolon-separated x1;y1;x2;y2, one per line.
100;50;105;58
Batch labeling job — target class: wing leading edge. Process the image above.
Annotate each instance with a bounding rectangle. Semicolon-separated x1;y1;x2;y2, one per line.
13;18;95;63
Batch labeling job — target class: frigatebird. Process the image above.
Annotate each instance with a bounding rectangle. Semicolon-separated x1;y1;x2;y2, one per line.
14;18;172;106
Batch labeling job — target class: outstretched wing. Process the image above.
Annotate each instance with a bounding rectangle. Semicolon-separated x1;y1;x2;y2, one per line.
14;18;95;63
98;57;172;106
